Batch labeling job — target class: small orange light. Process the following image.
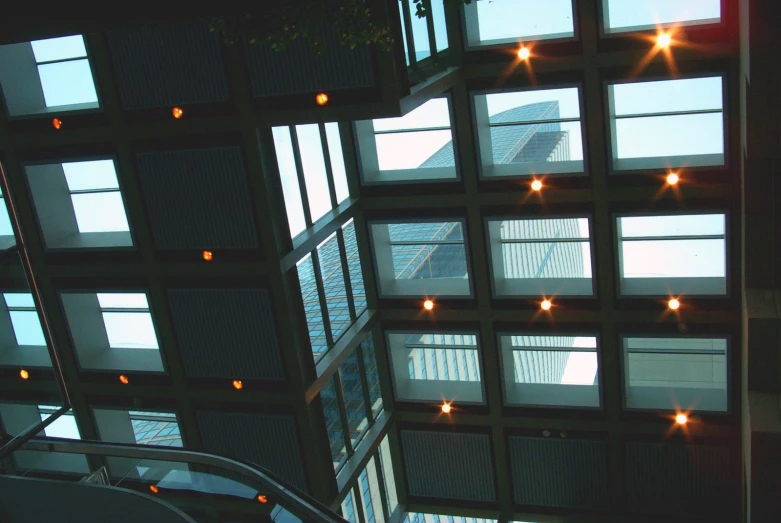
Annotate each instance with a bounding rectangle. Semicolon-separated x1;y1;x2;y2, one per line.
668;298;680;310
119;374;129;384
666;173;679;185
232;379;243;390
518;47;530;60
675;413;688;425
315;93;329;106
257;494;268;504
657;33;672;48
202;250;213;261
172;107;183;119
541;299;552;311
19;369;29;380
149;485;159;494
423;299;434;311
52;118;62;130
531;179;543;191
441;403;451;414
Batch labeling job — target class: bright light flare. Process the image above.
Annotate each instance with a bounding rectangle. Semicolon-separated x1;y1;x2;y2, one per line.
19;369;29;380
531;179;543;191
668;298;680;310
202;250;213;261
657;33;672;48
423;300;434;311
675;413;688;425
172;107;184;119
666;172;679;185
517;47;530;60
441;403;451;414
119;374;129;385
232;379;243;390
541;299;552;311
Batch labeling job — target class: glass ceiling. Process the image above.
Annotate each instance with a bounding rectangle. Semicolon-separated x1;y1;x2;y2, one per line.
603;0;721;33
466;0;575;46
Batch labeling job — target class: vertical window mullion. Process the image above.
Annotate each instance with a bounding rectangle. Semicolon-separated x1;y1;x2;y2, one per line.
311;250;335;347
289;126;313;227
333;372;354;456
319;122;339;209
337;228;357;322
373;452;392;522
353;484;368;523
354;344;374;422
425;0;437;61
400;0;417;66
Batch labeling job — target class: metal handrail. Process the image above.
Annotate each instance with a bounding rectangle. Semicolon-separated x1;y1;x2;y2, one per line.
19;437;346;523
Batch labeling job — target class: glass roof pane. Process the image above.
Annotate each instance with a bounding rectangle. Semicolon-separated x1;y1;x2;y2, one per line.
297;254;328;360
512;334;597;349
321;376;347;469
500;218;589;240
359;469;379;523
340;350;369;447
612;77;722;116
317;232;351;342
620;214;725;237
62;160;118;191
9;310;46;346
392;244;467;280
485;88;581;121
502;242;592;278
388;222;463;242
376;130;455;170
272;126;307;238
604;0;721;32
0;198;12;237
622;239;725;278
432;0;449;52
39;409;81;439
342;220;367;317
3;293;35;308
379;435;398;514
31;35;87;62
365;458;386;523
614;113;724;159
296;124;332;224
70;192;130;233
130;414;182;446
362;337;383;416
406;0;432;62
37;59;98;107
102;312;158;349
373;98;450;132
325;122;350;205
341;490;359;522
488;122;583;165
513;349;598;385
473;0;574;43
97;293;149;309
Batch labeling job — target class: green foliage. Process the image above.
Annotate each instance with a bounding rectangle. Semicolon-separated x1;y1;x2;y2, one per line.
211;0;474;55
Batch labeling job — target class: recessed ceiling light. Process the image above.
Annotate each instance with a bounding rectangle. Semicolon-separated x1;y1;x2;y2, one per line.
541;299;552;311
668;298;680;310
518;47;530;60
675;413;688;425
423;300;434;311
667;172;679;185
19;369;29;380
531;179;543;191
441;403;451;413
657;33;672;48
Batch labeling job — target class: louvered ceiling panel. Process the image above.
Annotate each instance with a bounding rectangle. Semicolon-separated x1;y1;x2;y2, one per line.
106;19;230;109
400;429;496;502
508;435;608;510
167;288;284;380
135;147;259;250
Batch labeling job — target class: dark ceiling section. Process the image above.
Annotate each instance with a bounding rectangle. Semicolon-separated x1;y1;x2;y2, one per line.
166;288;284;381
106;20;230;110
508;435;608;511
135;147;259;250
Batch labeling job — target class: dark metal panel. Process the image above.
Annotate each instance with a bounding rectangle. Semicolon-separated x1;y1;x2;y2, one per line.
167;288;284;380
508;436;608;510
106;20;230;109
400;429;496;502
135;147;259;250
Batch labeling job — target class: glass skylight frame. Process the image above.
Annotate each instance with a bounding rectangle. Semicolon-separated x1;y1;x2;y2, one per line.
368;218;473;298
498;332;602;408
472;85;587;179
601;0;723;36
620;335;729;413
463;0;578;48
614;211;729;297
606;74;727;172
354;97;459;185
485;215;595;297
386;330;485;405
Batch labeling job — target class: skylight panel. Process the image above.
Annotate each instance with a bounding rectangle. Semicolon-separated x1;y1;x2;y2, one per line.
31;35;87;62
622;336;728;412
297;254;328;360
325;123;350;205
102;312;158;349
4;293;46;346
0;192;13;238
38;59;98;107
297;124;332;224
97;293;149;309
62;160;119;191
70;192;130;233
465;0;575;47
3;293;35;308
340;350;370;446
603;0;721;34
39;405;81;439
272;127;307;238
317;232;351;342
321;376;348;469
342;220;367;317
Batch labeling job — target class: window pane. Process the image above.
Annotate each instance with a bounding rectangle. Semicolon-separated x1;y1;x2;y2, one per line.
296;124;332;224
317;233;351;342
130;414;182;446
485;89;581;121
604;0;721;32
70;192;130;233
297;255;328;359
620;214;725;237
379;436;399;515
343;220;367;316
31;35;87;62
612;78;722;116
272;126;307;238
501;218;589;240
373;98;451;132
361;336;383;416
9;310;46;346
97;293;148;309
431;0;449;52
39;409;81;439
406;0;431;62
359;469;378;523
502;242;591;278
325;122;350;204
102;312;158;349
376;130;454;170
389;222;463;242
392;244;467;280
341;489;359;523
4;293;35;308
622;239;725;278
472;0;575;43
37;59;98;107
321;376;347;469
366;458;386;523
340;350;369;446
0;197;12;237
513;350;597;384
489;121;582;165
614;113;723;159
62;160;119;191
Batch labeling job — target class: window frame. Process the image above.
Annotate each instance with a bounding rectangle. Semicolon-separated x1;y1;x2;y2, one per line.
599;0;724;37
605;73;729;174
613;210;730;297
485;214;596;297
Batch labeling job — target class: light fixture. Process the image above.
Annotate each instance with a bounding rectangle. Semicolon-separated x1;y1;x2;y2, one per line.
668;298;680;310
423;299;434;311
657;33;672;48
52;118;62;130
531;179;543;191
19;369;29;380
441;403;451;414
315;93;329;106
257;494;268;504
149;485;159;494
202;250;213;261
666;172;679;185
172;106;184;119
541;299;552;311
675;413;688;425
517;47;530;60
232;379;243;390
119;374;129;385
